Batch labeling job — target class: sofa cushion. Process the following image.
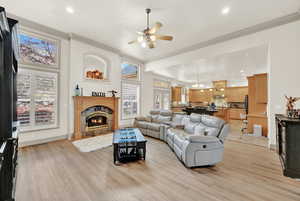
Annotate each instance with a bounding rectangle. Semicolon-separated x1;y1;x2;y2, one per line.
159;110;173;116
136;121;149;129
184;122;198;134
149;110;160;122
183;116;200;134
149;110;160;115
156;115;172;123
135;116;146;121
174;134;188;149
172;114;185;125
201;115;225;129
194;125;206;135
135;116;151;122
194;123;219;137
150;115;159;121
205;127;220;137
147;123;161;131
190;113;201;123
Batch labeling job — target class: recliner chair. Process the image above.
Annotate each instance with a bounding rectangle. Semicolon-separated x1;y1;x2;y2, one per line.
166;113;230;167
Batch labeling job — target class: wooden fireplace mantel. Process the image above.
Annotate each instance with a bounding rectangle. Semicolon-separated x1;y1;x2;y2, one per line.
73;96;119;139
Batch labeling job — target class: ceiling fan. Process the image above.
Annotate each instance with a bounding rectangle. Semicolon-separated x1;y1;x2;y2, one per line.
128;8;173;49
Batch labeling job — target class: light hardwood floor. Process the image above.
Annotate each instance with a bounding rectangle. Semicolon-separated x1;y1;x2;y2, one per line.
16;138;300;201
227;120;269;147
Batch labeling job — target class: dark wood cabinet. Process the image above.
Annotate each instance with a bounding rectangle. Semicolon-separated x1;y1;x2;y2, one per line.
276;114;300;179
0;7;19;201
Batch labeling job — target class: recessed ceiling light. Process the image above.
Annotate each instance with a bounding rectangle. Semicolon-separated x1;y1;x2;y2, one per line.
240;70;244;73
66;6;74;14
222;6;230;15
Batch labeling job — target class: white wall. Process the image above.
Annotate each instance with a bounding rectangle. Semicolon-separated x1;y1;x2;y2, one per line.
19;29;167;145
146;20;300;146
68;38;121;139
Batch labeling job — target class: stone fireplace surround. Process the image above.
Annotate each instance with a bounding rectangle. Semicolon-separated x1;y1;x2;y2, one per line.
73;96;119;139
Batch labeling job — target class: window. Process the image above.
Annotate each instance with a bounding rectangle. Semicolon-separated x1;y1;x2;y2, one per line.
19;31;59;68
121;82;140;119
153;79;171;110
17;68;58;131
121;62;139;80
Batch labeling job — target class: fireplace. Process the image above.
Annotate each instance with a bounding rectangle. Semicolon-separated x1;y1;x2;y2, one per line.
81;105;113;135
73;96;119;139
86;114;107;129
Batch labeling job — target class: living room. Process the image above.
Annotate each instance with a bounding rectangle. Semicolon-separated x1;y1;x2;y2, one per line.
1;1;300;201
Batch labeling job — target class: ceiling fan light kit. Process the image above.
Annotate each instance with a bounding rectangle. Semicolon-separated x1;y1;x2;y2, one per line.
128;8;173;49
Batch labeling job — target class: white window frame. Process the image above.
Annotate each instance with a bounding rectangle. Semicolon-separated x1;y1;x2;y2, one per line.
121;61;141;81
17;67;59;132
121;81;141;120
16;28;61;132
153;79;171;110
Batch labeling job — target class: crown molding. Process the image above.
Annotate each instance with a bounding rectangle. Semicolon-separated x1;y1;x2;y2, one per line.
146;12;300;62
7;13;144;64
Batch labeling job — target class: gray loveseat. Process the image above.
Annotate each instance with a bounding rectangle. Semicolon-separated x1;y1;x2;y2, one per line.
134;110;230;168
133;110;173;140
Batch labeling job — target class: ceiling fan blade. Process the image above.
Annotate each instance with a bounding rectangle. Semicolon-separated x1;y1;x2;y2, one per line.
149;22;163;34
128;40;138;44
156;35;173;41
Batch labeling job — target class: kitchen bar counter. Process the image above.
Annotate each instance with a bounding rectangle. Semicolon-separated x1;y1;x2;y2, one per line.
171;105;247;122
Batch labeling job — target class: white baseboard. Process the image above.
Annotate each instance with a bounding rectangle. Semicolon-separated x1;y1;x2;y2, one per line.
19;134;68;147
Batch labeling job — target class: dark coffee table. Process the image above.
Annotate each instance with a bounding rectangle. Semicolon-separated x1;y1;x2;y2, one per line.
113;128;147;164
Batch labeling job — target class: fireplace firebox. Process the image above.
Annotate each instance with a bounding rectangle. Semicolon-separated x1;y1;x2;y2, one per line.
81;105;113;136
86;113;108;131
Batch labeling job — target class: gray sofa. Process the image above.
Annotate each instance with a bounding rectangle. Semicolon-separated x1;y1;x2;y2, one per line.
133;110;173;140
134;110;230;167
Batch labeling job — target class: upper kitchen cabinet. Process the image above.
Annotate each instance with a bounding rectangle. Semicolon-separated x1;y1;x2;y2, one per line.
172;87;182;102
189;89;213;103
255;73;268;103
226;87;248;102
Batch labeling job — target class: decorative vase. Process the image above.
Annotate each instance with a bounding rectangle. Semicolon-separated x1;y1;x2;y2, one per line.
75;84;80;96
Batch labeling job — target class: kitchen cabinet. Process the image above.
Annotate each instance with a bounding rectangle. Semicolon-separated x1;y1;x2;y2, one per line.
172;87;182;102
214;108;229;122
189;89;213;103
247;73;268;136
228;108;246;120
247;114;268;137
226;87;248;102
255;74;268;103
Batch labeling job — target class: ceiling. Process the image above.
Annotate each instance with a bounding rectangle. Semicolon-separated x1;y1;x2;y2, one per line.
158;45;269;86
1;0;300;62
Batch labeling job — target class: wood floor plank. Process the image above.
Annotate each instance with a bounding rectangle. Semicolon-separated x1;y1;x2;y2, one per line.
16;138;300;201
